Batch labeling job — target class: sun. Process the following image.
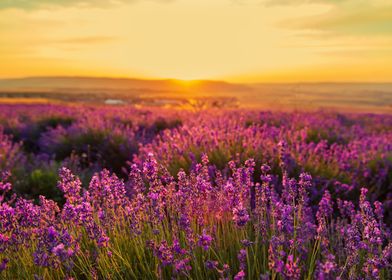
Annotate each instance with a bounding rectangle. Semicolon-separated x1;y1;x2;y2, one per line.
173;78;202;89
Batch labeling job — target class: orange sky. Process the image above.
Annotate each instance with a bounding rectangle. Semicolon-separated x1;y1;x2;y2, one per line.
0;0;391;82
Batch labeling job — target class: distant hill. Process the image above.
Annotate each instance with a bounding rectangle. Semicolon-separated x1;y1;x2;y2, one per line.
0;76;250;94
0;76;391;113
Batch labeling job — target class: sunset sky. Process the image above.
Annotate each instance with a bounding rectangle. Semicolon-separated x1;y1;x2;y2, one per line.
0;0;391;82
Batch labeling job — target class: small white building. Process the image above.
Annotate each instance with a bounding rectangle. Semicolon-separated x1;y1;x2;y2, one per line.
104;99;125;105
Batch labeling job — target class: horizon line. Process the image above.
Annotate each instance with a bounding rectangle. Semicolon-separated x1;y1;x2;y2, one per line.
1;75;392;85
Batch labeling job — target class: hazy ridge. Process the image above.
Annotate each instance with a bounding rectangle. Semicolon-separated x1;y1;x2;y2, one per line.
0;77;391;113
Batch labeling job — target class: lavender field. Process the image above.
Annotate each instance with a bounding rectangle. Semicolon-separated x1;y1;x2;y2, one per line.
0;104;391;279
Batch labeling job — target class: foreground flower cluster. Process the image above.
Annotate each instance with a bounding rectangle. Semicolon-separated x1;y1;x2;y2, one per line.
0;153;391;279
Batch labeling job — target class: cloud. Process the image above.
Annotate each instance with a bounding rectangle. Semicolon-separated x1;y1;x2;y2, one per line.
53;36;117;45
231;0;392;38
0;0;174;10
231;0;347;6
263;0;344;6
44;36;119;52
0;36;118;58
279;3;392;36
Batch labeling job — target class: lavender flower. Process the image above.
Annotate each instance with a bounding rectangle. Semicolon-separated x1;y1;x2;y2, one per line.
0;258;8;272
198;230;213;251
233;203;250;227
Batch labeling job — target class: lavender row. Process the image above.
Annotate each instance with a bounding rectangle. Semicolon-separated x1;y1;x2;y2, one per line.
0;154;391;279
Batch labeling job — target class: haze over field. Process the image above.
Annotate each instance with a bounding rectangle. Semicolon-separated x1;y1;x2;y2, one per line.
0;77;391;113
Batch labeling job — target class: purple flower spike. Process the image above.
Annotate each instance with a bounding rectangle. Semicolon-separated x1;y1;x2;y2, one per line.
198;230;213;251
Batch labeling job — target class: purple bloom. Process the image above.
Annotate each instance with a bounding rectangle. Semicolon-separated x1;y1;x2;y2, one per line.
174;258;192;274
143;153;159;181
317;253;337;279
0;171;12;193
284;255;301;280
149;240;175;266
234;270;245;280
198;230;213;251
0;258;8;272
205;260;218;270
374;201;384;223
58;168;82;204
260;164;271;174
233;203;250;227
241;239;253;247
238;249;247;270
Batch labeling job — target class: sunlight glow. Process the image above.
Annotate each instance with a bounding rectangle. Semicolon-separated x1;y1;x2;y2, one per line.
0;0;391;82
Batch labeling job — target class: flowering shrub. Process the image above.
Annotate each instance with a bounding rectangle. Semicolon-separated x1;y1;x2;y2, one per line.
0;127;25;171
0;154;391;279
0;104;391;279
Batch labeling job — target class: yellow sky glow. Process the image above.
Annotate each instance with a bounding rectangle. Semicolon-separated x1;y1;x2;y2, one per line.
0;0;391;82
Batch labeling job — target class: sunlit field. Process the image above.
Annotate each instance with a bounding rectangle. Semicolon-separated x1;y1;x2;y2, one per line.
0;103;391;279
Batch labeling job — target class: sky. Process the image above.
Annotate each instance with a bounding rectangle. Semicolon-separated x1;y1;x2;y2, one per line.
0;0;391;82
